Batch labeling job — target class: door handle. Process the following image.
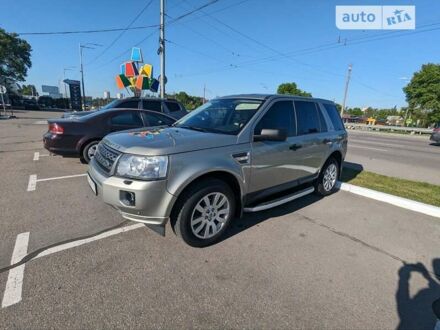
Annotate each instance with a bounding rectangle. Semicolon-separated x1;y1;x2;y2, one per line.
289;144;302;151
323;138;332;144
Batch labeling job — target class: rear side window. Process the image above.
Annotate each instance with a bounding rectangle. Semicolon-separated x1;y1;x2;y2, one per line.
143;113;174;126
295;101;320;135
110;112;143;127
322;103;344;131
165;101;181;112
142;100;162;112
115;100;139;109
254;101;295;136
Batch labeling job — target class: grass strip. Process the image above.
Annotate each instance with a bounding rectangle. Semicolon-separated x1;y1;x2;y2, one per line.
341;167;440;207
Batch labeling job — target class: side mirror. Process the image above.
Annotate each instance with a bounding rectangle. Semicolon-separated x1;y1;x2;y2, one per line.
254;128;287;142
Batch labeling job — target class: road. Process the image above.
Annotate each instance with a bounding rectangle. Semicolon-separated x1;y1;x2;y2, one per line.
0;111;439;329
346;129;440;185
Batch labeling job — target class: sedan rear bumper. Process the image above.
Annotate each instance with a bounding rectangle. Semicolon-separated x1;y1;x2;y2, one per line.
43;132;78;155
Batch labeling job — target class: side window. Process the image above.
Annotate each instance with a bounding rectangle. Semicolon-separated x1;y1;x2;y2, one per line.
110;112;143;127
254;101;295;136
295;101;321;135
142;100;162;112
143;113;174;126
317;106;328;132
115;100;139;109
322;103;345;131
165;101;181;112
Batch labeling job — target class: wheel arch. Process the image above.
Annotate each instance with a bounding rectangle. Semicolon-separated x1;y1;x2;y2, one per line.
169;170;243;221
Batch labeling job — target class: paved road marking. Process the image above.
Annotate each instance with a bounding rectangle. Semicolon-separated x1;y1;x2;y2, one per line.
36;173;87;182
35;224;144;259
26;175;37;192
1;232;30;308
33;152;49;161
27;173;87;191
337;182;440;218
349;144;388;152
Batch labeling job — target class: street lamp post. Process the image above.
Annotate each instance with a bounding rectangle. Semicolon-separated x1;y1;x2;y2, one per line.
79;43;101;110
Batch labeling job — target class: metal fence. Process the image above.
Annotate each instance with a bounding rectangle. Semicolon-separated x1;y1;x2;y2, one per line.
344;123;433;135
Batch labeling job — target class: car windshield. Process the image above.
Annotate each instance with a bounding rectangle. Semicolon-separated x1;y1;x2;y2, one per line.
174;98;263;135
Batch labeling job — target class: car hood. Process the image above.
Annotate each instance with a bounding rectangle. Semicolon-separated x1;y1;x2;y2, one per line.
102;127;238;155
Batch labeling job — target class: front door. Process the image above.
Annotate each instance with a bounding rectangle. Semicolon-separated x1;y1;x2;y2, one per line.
249;100;298;194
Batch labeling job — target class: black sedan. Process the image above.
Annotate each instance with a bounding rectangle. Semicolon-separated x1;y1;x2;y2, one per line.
43;109;176;163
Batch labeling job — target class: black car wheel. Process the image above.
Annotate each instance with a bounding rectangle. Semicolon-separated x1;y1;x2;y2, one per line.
82;140;99;164
171;178;235;247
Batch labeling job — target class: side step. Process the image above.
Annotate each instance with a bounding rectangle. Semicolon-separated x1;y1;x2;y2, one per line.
243;186;315;213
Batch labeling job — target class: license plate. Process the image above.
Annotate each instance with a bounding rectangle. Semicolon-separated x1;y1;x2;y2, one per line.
87;173;97;195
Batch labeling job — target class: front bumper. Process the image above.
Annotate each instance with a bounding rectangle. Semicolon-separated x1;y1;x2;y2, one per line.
88;158;176;226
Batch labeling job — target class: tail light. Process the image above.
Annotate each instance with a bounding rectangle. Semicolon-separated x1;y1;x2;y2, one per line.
49;123;64;134
434;127;440;132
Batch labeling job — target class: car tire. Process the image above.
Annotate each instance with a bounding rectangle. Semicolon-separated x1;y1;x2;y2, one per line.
81;140;100;164
171;178;235;247
314;157;339;196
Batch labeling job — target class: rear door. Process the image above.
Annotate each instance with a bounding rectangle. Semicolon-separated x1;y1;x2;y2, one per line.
142;100;162;113
108;111;144;132
141;112;175;127
288;100;329;180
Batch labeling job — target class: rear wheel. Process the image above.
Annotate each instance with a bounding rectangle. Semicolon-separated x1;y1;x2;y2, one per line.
81;140;99;164
314;157;339;196
171;178;235;247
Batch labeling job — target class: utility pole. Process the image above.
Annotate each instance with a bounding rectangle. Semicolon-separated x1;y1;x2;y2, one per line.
341;64;352;116
159;0;166;98
79;44;86;110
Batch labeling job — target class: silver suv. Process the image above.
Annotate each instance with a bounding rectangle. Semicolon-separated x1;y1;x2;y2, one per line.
87;94;347;246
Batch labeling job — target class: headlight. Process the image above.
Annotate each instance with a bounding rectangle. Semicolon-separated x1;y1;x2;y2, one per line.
116;155;168;180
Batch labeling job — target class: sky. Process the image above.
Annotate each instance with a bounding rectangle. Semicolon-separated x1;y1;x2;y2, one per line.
0;0;439;109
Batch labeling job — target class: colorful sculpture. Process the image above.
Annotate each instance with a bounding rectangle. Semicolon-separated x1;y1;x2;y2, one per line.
115;47;160;94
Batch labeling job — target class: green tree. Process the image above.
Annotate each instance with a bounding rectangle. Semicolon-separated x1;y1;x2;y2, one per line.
168;91;203;110
0;28;32;86
21;84;37;96
403;63;440;125
277;82;312;97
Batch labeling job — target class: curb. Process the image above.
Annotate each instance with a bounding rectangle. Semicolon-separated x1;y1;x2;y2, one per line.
336;182;440;219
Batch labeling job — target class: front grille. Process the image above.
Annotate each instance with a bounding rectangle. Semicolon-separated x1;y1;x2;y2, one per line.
94;142;121;173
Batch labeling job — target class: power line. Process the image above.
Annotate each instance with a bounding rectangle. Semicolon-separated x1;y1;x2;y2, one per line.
87;0;155;65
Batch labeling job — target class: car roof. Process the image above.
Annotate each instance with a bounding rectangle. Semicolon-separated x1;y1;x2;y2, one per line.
79;108;176;121
218;93;334;104
115;97;179;102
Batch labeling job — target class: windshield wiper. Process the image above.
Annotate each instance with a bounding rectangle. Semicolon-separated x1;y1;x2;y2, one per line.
177;125;209;132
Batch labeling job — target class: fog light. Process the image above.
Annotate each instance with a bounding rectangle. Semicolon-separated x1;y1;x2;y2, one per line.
120;190;136;206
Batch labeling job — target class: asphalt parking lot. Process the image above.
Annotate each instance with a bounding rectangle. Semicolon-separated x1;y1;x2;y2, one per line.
1;111;439;329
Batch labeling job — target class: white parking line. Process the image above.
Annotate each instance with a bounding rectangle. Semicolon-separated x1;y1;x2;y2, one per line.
33;152;49;161
26;173;87;191
27;175;37;192
349;144;388;152
1;224;143;308
2;232;30;308
36;173;87;182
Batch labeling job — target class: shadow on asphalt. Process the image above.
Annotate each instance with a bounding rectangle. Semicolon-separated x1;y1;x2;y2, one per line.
341;161;364;182
396;259;440;329
221;193;324;242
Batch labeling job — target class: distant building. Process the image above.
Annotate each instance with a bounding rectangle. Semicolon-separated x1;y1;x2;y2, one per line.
41;85;62;99
103;91;110;99
116;93;124;99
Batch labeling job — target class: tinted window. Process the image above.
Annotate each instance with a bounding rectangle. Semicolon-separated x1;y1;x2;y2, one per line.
295;101;320;135
110;112;143;127
323;103;344;131
143;113;174;126
143;100;162;112
115;100;139;109
255;101;295;136
165;101;181;112
317;107;328;132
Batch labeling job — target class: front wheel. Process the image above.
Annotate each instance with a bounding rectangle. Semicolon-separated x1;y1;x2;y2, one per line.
172;179;235;247
315;158;339;196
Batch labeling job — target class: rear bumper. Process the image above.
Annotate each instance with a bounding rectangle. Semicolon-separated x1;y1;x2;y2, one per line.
430;133;440;143
88;158;176;226
43;133;78;155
